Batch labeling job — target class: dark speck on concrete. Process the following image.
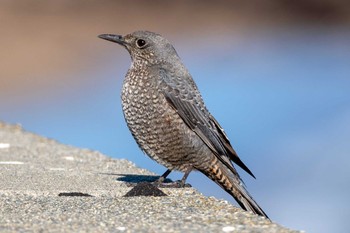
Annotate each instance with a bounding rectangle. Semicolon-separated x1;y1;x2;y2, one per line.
58;192;93;197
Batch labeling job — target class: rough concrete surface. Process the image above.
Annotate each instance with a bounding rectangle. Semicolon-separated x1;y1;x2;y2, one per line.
0;122;300;232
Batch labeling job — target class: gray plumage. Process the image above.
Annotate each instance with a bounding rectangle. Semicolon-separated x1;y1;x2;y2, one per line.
98;31;269;219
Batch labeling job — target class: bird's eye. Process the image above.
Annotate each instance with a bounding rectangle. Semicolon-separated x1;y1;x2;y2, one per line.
136;39;147;48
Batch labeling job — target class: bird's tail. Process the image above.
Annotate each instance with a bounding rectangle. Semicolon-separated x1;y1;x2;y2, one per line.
201;157;269;220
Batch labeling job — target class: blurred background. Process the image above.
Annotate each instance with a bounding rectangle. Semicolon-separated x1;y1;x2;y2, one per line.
1;0;349;232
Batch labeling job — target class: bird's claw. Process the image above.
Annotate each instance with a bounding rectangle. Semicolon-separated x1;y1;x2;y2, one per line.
153;180;192;188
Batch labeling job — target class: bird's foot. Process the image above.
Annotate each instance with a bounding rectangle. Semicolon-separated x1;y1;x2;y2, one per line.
153;180;192;188
152;167;192;188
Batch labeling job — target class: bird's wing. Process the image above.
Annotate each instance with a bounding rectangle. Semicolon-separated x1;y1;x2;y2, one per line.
159;69;255;178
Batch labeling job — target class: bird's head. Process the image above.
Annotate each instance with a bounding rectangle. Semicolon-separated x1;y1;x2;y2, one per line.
98;31;180;66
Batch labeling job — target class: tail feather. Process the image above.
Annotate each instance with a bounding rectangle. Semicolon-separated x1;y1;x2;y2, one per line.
203;158;269;220
234;180;269;219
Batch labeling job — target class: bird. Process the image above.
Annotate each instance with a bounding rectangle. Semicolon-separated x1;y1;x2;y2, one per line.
98;31;269;219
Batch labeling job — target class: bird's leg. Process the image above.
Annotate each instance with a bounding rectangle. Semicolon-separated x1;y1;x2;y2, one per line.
178;167;191;187
155;167;192;188
156;169;172;183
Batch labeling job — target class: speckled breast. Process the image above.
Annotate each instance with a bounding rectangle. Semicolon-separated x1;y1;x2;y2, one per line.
121;68;207;171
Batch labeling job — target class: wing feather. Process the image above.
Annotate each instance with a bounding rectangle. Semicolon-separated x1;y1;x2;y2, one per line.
160;69;255;178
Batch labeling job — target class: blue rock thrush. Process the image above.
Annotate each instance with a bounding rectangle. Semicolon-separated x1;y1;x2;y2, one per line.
98;31;269;219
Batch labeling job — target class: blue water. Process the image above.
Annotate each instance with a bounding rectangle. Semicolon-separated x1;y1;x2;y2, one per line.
2;29;350;232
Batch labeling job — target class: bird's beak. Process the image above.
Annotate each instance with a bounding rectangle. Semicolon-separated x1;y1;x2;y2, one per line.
98;34;126;45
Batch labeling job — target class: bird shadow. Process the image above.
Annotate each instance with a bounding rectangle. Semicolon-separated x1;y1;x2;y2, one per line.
98;173;173;184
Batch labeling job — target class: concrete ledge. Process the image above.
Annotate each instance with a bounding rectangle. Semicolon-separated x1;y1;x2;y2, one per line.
0;122;299;232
